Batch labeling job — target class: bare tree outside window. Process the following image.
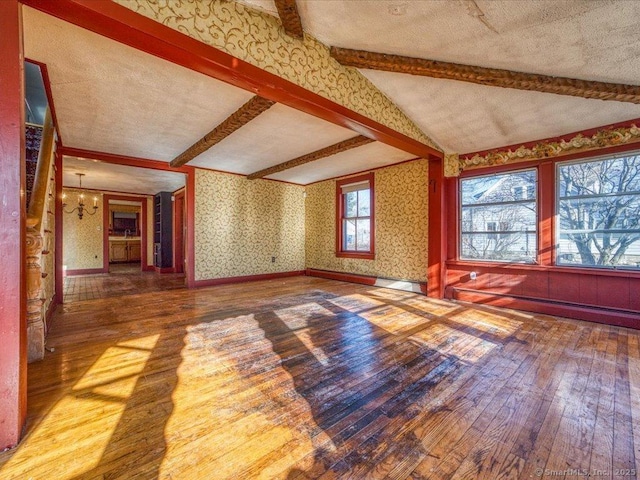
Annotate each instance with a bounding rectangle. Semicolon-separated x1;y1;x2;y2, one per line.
557;154;640;269
460;170;537;262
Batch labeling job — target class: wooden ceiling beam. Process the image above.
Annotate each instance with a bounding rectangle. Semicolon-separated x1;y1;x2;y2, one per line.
247;135;374;180
274;0;304;39
330;47;640;104
170;95;275;168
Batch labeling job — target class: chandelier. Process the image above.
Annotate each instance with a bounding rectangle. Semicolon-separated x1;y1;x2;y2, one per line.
62;173;98;219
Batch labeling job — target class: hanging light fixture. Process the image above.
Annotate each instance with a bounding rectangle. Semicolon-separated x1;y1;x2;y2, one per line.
62;173;98;219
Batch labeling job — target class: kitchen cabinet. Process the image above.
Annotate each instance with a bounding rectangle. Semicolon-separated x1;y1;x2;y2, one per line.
109;240;141;263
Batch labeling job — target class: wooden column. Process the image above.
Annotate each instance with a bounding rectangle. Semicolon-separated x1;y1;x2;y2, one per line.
0;0;27;449
427;156;446;298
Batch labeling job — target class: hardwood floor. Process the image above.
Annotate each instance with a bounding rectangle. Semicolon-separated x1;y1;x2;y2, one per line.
63;263;185;302
1;276;639;479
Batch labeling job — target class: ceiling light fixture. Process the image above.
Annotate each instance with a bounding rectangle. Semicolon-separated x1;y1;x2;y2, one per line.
62;173;98;220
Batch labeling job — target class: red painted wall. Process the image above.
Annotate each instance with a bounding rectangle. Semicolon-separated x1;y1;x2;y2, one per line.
0;0;27;449
445;144;640;328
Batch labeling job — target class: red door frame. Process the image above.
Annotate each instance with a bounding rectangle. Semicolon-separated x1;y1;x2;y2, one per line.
102;194;149;273
173;189;185;275
58;147;195;287
0;0;27;449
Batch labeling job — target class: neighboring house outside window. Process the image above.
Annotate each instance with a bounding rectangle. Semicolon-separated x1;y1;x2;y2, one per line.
336;172;375;259
460;169;537;263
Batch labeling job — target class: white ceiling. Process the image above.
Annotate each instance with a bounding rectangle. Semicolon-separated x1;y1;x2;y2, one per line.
64;156;185;195
239;0;640;153
23;1;640;189
188;102;356;174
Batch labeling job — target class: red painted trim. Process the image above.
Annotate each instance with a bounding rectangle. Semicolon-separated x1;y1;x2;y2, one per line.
194;164;303;186
304;156;423;187
62;186;156;198
446;260;640;279
173;190;185;274
538;161;554;266
54;146;64;304
427;156;445;298
102;194;148;272
0;0;27;449
335;172;375;260
194;270;305;288
306;268;428;293
185;166;196;288
461;117;640;159
65;268;107;276
448;288;640;330
307;268;376;286
24;58;62;147
23;0;441;160
59;147;191;173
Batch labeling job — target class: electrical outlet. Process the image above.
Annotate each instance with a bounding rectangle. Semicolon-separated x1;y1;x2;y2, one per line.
271;256;276;263
470;271;477;280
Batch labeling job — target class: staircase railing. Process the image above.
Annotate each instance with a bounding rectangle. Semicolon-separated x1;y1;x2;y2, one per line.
26;108;55;362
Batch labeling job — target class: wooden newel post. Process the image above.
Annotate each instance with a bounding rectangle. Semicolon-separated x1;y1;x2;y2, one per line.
26;217;44;362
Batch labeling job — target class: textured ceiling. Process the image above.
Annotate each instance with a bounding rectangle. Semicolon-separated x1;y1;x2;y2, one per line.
64;157;185;195
189;103;356;175
238;0;640;153
24;0;640;187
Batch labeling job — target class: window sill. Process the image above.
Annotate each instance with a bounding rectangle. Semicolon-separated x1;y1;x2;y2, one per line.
447;259;640;278
336;251;375;260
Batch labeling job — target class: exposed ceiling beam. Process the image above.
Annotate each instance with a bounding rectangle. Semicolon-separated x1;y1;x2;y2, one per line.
274;0;304;39
247;135;374;180
170;96;275;167
330;47;640;104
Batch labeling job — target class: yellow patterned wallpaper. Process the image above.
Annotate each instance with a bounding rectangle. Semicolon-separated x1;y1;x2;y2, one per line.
194;169;305;280
113;0;439;150
305;159;429;282
62;188;104;270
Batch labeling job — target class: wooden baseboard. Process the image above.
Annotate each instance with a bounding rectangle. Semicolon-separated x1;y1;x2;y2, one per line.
448;287;640;329
64;268;107;276
194;270;305;288
306;268;427;294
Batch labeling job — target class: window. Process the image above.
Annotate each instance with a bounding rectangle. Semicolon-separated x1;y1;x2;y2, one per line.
336;173;374;259
557;154;640;270
460;169;537;262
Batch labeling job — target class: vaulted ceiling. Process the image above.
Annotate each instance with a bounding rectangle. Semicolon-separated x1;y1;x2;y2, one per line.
23;0;640;190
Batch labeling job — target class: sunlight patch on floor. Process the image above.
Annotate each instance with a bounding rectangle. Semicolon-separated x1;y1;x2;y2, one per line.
0;335;159;479
410;324;497;363
329;293;384;313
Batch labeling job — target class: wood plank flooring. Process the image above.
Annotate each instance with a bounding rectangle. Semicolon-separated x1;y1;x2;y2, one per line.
63;264;185;302
1;276;639;479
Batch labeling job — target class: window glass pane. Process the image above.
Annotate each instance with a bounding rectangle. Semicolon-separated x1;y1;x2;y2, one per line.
345;191;358;218
357;189;370;216
557;154;640;269
460;170;537;262
356;218;371;251
344;219;356;250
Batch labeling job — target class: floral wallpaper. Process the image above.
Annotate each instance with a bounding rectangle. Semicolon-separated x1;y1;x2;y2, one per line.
113;0;439;150
62;188;104;270
305;159;429;282
195;169;305;280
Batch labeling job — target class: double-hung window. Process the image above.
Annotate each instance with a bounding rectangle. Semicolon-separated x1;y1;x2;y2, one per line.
336;173;375;259
557;154;640;270
460;169;537;263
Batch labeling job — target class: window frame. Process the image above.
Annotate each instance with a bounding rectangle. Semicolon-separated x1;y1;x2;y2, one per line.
335;172;375;260
458;167;539;264
555;152;640;272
